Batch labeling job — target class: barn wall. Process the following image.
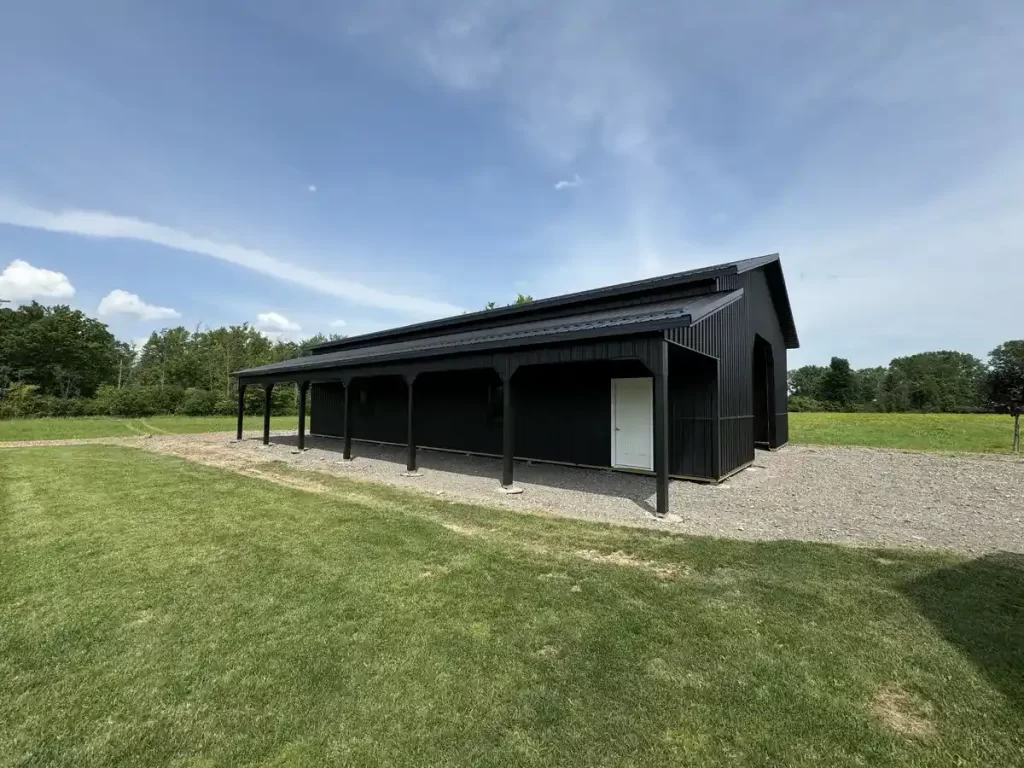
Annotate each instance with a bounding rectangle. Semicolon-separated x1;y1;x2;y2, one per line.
311;359;654;469
740;269;789;447
667;295;754;478
666;343;717;479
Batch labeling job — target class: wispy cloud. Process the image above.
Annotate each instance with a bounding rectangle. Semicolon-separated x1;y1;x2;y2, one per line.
0;200;464;317
98;289;180;321
330;319;348;328
0;259;75;302
554;174;582;190
345;1;1024;366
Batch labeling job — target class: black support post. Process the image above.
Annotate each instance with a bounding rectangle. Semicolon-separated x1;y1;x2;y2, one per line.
405;374;417;472
297;381;309;451
263;384;273;446
236;383;246;440
342;380;353;460
501;372;515;487
653;340;670;516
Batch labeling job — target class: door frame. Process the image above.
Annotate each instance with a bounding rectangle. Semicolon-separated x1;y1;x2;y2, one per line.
610;377;654;471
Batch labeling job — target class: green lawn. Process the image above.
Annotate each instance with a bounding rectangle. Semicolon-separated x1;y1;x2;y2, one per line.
2;412;1016;455
0;415;304;441
790;412;1016;453
1;447;1021;766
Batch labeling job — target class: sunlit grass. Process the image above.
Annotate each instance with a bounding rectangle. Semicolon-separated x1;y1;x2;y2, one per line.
0;415;304;441
1;446;1020;766
790;412;1015;453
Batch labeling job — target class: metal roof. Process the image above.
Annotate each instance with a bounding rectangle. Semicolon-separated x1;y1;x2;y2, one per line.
310;253;789;353
236;289;743;379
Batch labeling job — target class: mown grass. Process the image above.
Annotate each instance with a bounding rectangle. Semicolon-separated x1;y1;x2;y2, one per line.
0;415;304;441
1;446;1021;766
790;412;1016;454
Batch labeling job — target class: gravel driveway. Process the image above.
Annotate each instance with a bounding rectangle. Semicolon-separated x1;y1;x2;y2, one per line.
8;431;1021;553
119;432;1021;555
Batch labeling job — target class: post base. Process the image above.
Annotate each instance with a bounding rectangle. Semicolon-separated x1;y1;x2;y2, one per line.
499;485;523;495
402;471;423;477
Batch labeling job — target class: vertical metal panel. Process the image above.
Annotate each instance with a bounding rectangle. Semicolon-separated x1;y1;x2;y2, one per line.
310;382;346;437
312;358;652;468
665;343;717;479
742;270;789;449
664;267;792;475
666;296;753;477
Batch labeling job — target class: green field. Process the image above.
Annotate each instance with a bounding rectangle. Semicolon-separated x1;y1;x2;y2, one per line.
0;415;304;441
1;412;1017;455
789;412;1016;453
1;445;1021;766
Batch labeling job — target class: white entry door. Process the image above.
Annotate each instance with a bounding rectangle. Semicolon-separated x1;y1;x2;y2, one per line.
611;377;654;470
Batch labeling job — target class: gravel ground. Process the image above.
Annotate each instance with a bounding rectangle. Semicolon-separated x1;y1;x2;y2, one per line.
7;431;1023;554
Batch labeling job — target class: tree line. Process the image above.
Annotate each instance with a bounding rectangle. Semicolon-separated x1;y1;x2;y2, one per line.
0;302;342;419
1;301;1022;449
789;344;1024;449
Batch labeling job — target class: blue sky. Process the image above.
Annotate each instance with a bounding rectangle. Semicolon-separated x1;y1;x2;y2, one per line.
1;1;1021;365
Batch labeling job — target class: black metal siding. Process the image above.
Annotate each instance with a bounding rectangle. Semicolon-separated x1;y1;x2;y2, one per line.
667;295;754;478
741;269;789;448
312;358;653;469
664;344;717;479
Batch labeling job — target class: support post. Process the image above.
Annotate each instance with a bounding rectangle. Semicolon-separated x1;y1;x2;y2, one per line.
343;380;353;460
654;339;670;516
501;371;515;488
297;381;309;451
236;383;246;440
405;374;418;473
263;383;274;446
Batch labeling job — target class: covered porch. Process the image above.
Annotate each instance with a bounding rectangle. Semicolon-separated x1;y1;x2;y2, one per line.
236;337;682;515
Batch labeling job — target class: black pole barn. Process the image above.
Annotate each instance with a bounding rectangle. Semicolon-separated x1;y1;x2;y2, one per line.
234;254;800;517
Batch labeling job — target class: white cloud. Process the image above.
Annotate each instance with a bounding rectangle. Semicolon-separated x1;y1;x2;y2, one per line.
98;289;180;321
0;201;464;317
256;312;302;342
0;259;75;301
554;174;582;190
257;311;301;331
307;184;317;193
330;319;348;328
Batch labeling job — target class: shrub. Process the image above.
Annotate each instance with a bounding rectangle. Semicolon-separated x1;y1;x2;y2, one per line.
788;396;826;412
0;383;41;419
176;388;219;416
141;385;186;415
